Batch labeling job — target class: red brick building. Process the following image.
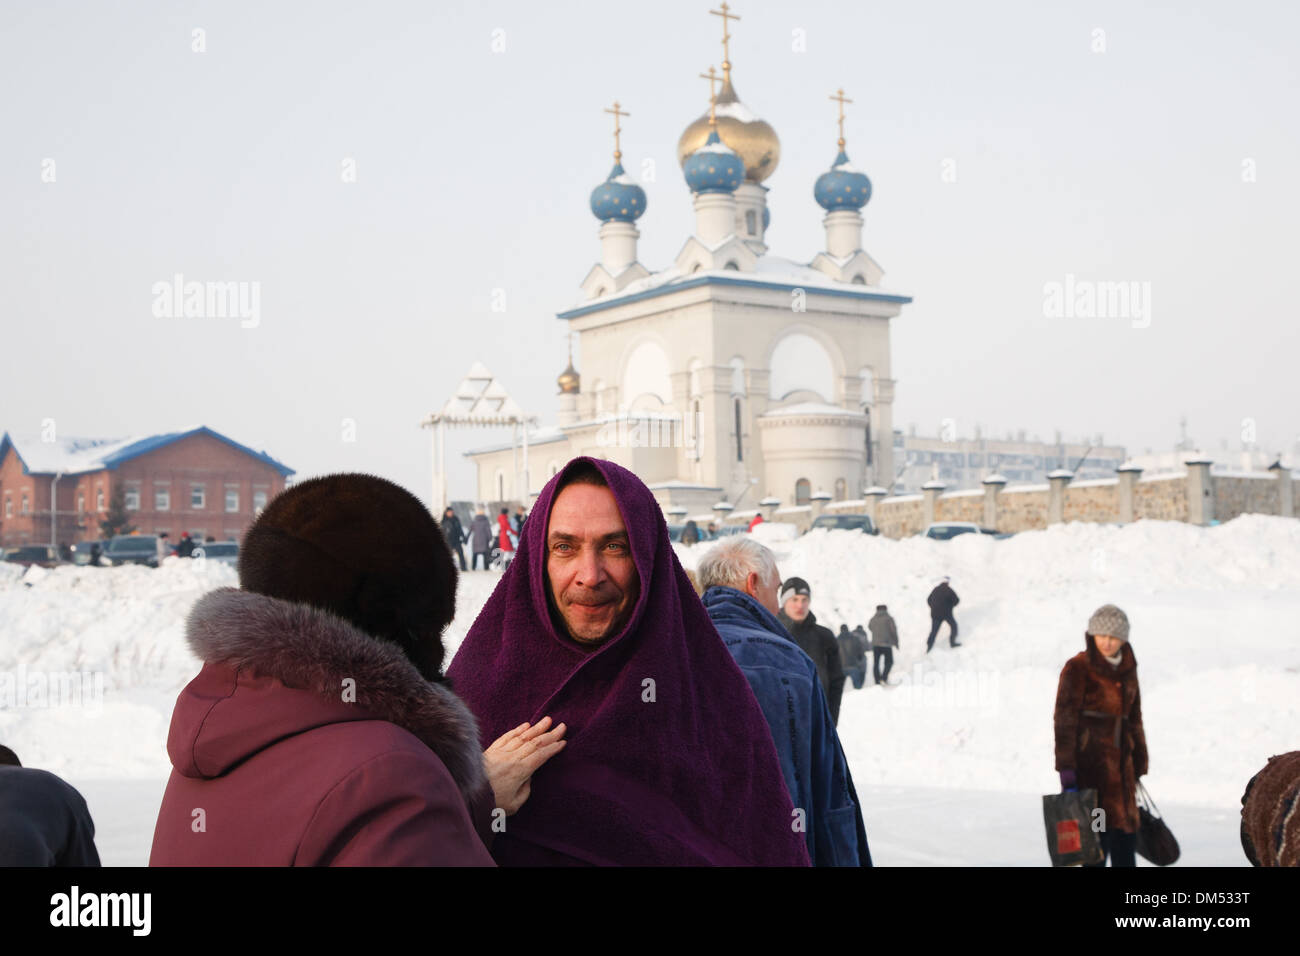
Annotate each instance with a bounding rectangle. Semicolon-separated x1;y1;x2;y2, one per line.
0;426;294;549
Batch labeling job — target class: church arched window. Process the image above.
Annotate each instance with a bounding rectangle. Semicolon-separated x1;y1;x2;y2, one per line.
834;478;847;501
495;470;505;503
795;479;811;506
745;210;757;235
851;274;866;285
769;334;836;403
734;398;744;462
858;367;874;407
724;260;739;271
729;357;745;396
691;399;702;459
623;340;672;412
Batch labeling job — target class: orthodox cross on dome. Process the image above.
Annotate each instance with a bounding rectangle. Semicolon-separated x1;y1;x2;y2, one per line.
709;2;740;82
604;100;630;162
699;66;721;127
829;87;854;150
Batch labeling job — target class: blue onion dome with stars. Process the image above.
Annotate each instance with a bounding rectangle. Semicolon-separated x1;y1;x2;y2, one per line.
590;161;647;223
814;149;872;211
683;129;745;194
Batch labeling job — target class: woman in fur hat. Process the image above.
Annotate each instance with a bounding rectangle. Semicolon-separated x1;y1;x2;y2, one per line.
1053;604;1149;867
150;473;565;866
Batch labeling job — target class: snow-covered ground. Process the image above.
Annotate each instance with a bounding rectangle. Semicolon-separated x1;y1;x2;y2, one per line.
3;515;1297;865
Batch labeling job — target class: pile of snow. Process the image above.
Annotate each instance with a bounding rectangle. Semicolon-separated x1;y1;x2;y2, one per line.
2;516;1296;816
680;515;1300;809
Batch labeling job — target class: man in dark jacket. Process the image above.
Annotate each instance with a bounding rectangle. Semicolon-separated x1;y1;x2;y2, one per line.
442;506;468;571
868;604;899;685
0;746;101;866
926;576;961;651
468;508;492;570
698;537;871;866
837;624;867;690
778;577;846;725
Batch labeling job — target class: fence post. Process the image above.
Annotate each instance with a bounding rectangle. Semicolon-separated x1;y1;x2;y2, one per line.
981;473;1007;529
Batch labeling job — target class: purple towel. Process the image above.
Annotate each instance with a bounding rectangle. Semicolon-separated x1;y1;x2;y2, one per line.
448;457;809;866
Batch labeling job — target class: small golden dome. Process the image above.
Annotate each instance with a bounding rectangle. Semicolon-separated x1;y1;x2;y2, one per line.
677;76;780;184
557;362;580;395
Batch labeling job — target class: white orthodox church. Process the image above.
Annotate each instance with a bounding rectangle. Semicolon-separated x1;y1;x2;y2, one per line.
467;10;912;515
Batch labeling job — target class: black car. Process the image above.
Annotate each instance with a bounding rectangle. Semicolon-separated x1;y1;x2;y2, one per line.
806;514;879;536
104;535;160;567
3;545;61;568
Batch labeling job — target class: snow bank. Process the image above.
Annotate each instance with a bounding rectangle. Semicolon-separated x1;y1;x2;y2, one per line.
676;515;1300;809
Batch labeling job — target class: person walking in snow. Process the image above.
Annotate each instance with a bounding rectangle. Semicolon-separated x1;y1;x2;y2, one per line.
441;506;468;571
497;508;515;552
680;519;701;545
778;577;846;725
837;624;867;690
468;508;492;570
926;576;961;651
868;604;899;685
1053;604;1149;868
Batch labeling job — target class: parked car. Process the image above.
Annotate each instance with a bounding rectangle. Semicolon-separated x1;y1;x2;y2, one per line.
104;535;161;567
806;514;879;536
668;523;743;543
924;522;1011;540
2;545;61;568
193;541;239;567
70;540;106;566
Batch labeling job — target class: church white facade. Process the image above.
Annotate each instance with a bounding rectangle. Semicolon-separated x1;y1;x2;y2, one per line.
468;25;912;516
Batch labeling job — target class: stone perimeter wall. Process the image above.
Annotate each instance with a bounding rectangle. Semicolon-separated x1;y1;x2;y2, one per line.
718;468;1294;539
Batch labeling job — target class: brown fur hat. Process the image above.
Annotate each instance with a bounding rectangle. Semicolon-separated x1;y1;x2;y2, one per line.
238;473;457;682
1240;751;1300;866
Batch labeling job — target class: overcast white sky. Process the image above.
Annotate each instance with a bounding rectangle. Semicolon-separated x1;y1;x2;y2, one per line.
3;0;1297;504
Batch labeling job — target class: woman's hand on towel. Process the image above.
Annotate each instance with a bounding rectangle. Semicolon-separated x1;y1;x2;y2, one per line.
484;715;568;815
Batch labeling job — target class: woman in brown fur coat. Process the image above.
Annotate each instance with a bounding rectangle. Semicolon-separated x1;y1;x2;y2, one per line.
1053;604;1149;867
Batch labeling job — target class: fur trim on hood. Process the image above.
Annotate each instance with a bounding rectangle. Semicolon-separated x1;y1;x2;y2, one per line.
185;587;486;806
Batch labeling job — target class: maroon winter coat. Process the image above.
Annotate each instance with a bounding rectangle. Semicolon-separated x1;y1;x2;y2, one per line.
1053;634;1149;834
150;588;495;866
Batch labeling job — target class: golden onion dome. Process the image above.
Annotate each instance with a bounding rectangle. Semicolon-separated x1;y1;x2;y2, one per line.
557;362;580;395
677;76;780;184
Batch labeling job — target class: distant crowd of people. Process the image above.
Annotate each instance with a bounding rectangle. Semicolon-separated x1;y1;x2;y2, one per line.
2;456;1295;868
440;505;527;571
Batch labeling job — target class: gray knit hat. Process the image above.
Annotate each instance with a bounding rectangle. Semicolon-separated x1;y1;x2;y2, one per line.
1086;604;1130;642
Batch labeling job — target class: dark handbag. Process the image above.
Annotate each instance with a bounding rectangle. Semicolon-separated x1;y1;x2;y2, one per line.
1135;781;1180;866
1043;788;1105;866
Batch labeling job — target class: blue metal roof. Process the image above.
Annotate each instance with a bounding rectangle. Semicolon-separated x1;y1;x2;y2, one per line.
101;427;295;476
0;426;294;477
